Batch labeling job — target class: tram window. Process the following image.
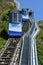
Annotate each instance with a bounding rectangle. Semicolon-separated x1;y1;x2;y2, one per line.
14;13;22;22
29;12;32;17
18;13;22;22
9;13;12;22
14;13;17;22
23;11;26;15
22;9;27;15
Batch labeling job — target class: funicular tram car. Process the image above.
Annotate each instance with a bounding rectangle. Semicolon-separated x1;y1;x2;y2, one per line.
8;11;22;37
22;9;29;22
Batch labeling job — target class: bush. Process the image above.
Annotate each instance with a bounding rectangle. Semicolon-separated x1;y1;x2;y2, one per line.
0;29;8;40
2;9;9;21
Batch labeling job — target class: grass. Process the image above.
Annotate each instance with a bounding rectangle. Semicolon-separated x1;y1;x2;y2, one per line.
0;37;7;50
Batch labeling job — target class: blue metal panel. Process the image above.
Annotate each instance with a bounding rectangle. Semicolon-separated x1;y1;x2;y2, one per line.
22;15;29;22
22;18;29;21
8;22;22;36
9;31;22;36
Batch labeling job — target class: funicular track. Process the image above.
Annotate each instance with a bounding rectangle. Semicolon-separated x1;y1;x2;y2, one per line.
0;21;30;65
19;21;39;65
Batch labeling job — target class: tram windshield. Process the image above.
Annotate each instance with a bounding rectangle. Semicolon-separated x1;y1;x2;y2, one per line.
9;12;22;23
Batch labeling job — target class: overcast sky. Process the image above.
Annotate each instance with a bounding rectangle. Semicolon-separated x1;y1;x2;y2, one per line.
18;0;43;22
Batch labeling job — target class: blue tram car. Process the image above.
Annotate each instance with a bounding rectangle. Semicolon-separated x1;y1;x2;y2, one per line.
8;11;22;37
22;9;29;21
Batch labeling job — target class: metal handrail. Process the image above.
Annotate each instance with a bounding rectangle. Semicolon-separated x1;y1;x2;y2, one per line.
29;22;39;65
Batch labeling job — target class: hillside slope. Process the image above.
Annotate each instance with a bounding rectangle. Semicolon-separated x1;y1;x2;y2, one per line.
0;0;16;32
37;21;43;65
0;0;16;20
0;0;16;50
